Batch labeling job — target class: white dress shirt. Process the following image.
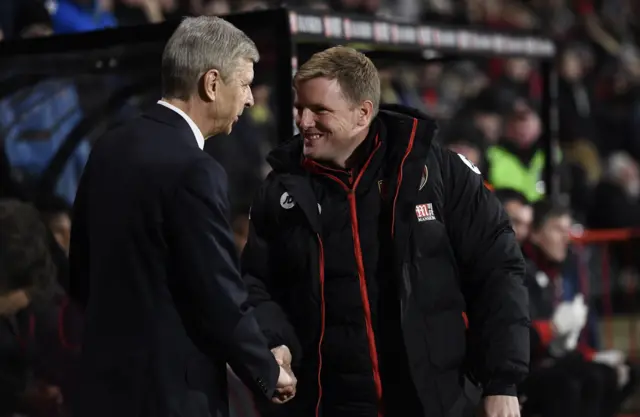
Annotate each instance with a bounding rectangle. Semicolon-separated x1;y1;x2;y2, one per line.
157;100;205;150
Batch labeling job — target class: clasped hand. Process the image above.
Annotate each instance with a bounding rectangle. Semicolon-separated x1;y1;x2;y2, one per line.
271;345;297;404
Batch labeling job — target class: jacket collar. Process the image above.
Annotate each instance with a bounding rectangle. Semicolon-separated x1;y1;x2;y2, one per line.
156;100;205;149
300;118;386;194
142;103;202;150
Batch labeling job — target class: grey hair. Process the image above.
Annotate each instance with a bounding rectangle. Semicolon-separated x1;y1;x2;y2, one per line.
161;16;259;100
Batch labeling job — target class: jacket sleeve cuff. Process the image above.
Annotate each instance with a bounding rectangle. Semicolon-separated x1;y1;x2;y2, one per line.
482;380;518;397
263;330;303;367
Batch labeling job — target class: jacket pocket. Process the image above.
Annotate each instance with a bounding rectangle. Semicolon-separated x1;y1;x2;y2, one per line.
424;310;466;371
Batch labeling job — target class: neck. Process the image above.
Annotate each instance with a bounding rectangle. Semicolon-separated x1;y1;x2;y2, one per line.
333;126;370;169
162;97;211;138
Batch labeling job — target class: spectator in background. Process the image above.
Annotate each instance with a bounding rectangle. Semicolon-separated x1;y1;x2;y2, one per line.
586;150;640;275
36;195;72;256
520;201;627;417
588;151;640;229
494;58;540;104
49;0;117;34
494;188;533;244
558;45;595;145
595;63;640;161
458;88;509;145
0;199;62;417
0;0;52;40
486;102;546;202
440;121;486;171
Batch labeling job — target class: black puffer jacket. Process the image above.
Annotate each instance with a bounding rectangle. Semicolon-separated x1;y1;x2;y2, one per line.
242;104;530;417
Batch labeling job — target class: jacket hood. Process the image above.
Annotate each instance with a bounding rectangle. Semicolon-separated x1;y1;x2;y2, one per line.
267;104;438;173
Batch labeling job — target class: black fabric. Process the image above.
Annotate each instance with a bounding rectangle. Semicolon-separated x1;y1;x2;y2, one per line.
521;353;618;417
68;104;280;417
243;104;529;417
303;125;386;417
0;312;32;417
522;242;566;363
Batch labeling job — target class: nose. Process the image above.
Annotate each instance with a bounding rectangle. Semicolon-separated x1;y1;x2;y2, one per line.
245;88;254;108
296;108;314;129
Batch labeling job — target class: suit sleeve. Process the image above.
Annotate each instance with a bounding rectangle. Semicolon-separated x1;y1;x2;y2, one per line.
241;182;302;367
443;150;530;397
68;167;91;309
166;158;279;400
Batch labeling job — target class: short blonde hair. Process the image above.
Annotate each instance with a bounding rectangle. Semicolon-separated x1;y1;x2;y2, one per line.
294;46;380;115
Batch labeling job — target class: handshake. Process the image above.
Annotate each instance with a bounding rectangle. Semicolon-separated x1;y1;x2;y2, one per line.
271;345;297;404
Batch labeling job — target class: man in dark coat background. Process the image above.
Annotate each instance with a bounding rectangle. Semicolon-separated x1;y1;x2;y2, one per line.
69;16;295;417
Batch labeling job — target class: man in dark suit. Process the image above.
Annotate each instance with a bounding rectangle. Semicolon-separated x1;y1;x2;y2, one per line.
68;16;295;417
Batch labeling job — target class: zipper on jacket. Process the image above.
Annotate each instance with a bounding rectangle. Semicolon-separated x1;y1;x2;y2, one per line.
391;118;418;239
347;190;383;417
312;138;384;417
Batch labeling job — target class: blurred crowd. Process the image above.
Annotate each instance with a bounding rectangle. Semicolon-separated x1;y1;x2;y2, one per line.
2;0;640;416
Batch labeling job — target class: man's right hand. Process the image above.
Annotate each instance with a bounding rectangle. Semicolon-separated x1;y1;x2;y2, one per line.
271;345;297;404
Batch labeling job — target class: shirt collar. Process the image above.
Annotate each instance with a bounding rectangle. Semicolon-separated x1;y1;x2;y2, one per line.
157;100;205;150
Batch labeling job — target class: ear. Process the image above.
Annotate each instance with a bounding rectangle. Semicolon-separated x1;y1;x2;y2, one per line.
357;100;375;127
202;69;221;102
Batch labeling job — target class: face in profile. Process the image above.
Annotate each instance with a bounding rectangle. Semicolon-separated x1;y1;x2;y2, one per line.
503;200;533;243
473;112;502;144
531;214;572;263
210;59;255;135
506;108;541;148
294;77;369;163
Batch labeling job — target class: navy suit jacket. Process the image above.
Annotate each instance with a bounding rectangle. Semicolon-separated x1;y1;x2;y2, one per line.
69;104;279;417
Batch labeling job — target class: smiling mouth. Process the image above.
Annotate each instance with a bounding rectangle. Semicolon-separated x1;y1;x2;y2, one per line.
303;132;323;140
